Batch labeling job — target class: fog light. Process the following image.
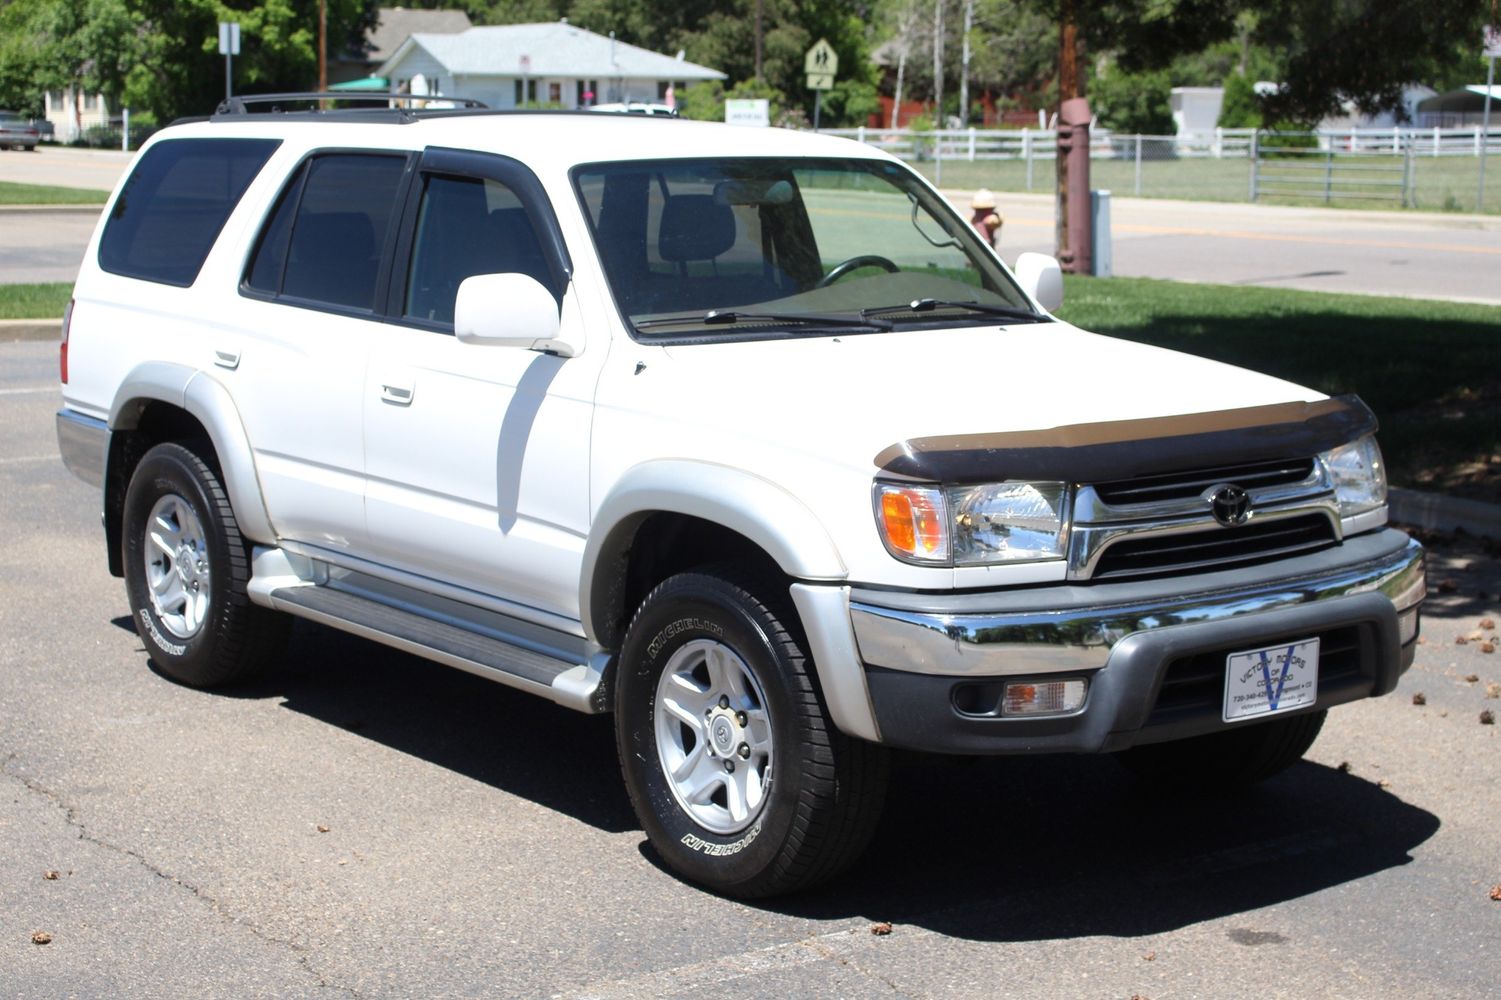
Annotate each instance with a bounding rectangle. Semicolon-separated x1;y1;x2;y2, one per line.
1002;678;1088;716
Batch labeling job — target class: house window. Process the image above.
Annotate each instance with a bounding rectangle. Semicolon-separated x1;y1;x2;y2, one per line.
513;79;537;107
82;93;99;111
549;82;561;104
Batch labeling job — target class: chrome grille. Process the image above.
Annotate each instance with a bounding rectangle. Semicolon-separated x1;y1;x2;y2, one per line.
1091;514;1337;580
1094;458;1316;506
1069;456;1339;581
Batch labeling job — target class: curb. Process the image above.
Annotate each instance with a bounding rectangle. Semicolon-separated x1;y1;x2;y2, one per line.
0;318;62;341
1390;487;1501;541
0;204;103;215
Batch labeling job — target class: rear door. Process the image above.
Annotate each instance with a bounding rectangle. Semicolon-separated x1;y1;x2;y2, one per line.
230;149;414;554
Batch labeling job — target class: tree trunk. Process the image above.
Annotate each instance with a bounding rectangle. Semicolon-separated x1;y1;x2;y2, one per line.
932;0;944;124
959;0;973;126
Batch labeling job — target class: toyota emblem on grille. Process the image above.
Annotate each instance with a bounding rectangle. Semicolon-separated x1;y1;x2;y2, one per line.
1209;484;1251;526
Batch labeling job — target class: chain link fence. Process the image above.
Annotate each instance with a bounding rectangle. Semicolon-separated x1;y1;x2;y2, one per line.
821;125;1501;214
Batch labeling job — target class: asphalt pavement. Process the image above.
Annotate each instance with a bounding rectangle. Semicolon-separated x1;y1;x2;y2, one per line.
4;339;1499;998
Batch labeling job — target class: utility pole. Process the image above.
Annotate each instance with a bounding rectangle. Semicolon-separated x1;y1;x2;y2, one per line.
754;0;763;82
932;0;944;125
1056;0;1079;263
318;0;328;93
959;0;973;126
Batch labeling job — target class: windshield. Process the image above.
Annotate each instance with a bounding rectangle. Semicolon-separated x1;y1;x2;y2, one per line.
572;157;1041;339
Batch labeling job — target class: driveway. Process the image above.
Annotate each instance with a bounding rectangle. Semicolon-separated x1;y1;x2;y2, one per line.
4;338;1500;998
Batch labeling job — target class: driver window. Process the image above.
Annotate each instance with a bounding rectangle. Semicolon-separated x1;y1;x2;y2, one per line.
404;174;549;326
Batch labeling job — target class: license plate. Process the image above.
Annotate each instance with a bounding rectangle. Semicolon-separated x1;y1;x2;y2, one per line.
1223;638;1320;722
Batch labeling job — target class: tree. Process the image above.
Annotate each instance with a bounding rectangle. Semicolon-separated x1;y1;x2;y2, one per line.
0;0;141;119
1217;69;1259;128
1088;65;1172;134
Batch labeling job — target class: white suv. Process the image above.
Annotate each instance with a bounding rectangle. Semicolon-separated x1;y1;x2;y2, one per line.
57;98;1425;897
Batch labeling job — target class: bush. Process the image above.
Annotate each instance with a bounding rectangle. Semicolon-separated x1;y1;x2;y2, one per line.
1218;72;1260;128
1088;68;1174;135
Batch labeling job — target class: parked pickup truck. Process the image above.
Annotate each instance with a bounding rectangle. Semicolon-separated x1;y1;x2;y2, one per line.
56;96;1425;897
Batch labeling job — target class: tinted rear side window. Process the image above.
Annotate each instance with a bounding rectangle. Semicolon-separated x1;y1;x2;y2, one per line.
98;138;280;286
244;153;408;313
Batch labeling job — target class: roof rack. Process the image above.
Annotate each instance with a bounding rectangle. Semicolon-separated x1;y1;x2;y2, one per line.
212;92;489;123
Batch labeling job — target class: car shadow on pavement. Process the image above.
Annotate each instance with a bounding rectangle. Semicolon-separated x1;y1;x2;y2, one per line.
756;749;1441;941
123;616;640;835
118;613;1443;932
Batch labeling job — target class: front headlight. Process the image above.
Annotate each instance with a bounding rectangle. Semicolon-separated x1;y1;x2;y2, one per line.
1320;434;1387;519
875;481;1070;566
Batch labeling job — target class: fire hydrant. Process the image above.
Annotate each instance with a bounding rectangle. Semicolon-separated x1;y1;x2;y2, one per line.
969;188;1003;248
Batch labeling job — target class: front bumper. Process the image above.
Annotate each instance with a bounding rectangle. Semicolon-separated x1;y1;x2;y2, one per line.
844;529;1424;754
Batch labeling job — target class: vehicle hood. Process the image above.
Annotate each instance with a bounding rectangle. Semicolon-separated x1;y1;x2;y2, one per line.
633;321;1327;479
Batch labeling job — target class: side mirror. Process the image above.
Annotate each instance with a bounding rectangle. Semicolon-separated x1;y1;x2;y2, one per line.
454;273;574;356
1013;253;1064;313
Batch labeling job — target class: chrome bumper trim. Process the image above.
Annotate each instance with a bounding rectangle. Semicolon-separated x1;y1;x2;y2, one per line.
850;535;1425;677
55;408;109;488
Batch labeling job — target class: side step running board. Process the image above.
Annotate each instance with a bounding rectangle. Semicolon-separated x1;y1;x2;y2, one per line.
264;584;608;713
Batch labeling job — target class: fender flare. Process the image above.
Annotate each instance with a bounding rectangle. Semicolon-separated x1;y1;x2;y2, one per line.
108;361;276;544
580;459;847;643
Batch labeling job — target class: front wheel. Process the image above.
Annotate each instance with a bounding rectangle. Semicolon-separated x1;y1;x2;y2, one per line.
615;569;887;897
121;442;288;687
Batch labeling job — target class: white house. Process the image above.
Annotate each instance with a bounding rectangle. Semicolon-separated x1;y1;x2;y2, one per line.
375;21;725;110
330;6;473;86
43;87;113;143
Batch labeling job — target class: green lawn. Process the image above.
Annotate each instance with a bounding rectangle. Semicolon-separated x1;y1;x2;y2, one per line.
1055;275;1501;500
0;282;72;319
907;154;1501;214
0;181;109;205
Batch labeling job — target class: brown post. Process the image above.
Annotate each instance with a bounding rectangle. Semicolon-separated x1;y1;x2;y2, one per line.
1056;96;1092;274
318;0;328;93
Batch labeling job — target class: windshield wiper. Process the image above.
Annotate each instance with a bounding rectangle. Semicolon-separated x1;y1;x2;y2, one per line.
635;309;892;331
861;298;1049;323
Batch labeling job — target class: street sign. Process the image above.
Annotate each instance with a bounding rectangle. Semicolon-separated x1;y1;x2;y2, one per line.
806;73;834;92
725;99;770;127
804;38;838;77
218;21;240;57
1486;25;1501;58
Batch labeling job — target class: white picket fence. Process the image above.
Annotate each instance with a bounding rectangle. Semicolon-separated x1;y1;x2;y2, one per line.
819;125;1501;163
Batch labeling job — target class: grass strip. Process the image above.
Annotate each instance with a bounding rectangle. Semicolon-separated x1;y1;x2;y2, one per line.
0;282;72;319
0;181;109;205
1055;275;1501;499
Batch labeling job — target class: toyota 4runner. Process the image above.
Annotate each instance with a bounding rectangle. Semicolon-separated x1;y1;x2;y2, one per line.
56;96;1425;897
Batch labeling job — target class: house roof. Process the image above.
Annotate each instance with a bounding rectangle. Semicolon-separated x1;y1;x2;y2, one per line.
368;7;472;63
1416;85;1501;113
378;22;726;81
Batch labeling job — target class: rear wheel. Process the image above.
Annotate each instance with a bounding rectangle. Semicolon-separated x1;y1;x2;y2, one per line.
121;442;288;687
1117;709;1327;788
615;569;887;897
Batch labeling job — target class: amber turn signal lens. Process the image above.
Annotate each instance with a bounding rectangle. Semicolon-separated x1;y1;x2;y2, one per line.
879;486;947;559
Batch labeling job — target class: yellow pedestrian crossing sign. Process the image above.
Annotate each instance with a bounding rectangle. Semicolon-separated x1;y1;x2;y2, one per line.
804;39;838;77
806;73;834;91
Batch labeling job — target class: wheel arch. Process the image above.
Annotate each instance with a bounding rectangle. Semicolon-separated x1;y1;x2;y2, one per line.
581;461;848;650
104;362;274;576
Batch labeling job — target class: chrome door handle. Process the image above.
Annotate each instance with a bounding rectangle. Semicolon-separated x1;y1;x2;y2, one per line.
380;383;414;405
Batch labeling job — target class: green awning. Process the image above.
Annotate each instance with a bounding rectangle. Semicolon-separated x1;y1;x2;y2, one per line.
328;76;390;92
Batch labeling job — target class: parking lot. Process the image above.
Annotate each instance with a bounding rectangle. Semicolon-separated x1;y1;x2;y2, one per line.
3;336;1498;997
